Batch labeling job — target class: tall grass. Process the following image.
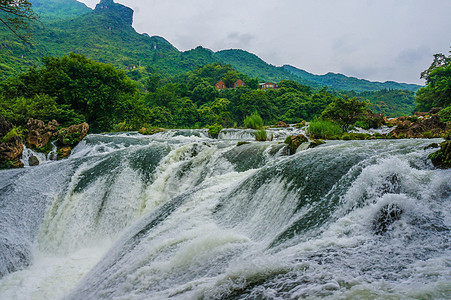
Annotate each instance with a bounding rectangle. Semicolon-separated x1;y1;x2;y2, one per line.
244;112;264;129
307;119;343;139
254;129;267;141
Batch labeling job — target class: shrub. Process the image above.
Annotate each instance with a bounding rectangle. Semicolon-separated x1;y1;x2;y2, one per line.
206;124;223;138
244;112;264;129
255;129;268;141
1;127;22;143
354;120;370;129
307;120;343;139
423;131;433;138
439;106;451;123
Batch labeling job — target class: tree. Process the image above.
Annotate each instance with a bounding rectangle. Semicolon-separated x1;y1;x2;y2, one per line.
415;49;451;112
321;96;368;131
0;53;141;132
0;0;38;42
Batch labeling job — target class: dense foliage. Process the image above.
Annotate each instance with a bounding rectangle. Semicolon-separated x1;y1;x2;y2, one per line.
0;53;145;131
343;89;415;117
415;50;451;112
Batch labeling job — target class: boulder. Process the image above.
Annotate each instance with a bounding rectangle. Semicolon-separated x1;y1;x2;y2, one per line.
57;146;72;160
0;115;13;137
373;203;403;235
428;140;451;169
28;155;40;166
26;118;55;149
274;121;289;128
0;136;24;169
57;123;89;146
284;134;308;155
307;139;325;149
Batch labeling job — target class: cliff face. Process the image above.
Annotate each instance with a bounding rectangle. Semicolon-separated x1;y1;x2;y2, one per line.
94;0;134;26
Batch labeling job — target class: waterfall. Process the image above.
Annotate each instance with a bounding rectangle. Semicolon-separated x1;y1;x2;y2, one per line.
0;131;449;299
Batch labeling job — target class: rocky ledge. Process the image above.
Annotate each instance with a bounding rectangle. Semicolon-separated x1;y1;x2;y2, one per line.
0;117;89;169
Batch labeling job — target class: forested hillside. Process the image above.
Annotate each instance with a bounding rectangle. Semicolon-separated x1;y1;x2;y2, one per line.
0;0;426;119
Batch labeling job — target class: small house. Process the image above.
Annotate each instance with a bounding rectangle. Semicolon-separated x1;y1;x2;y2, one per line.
234;79;246;88
259;82;278;90
216;80;226;90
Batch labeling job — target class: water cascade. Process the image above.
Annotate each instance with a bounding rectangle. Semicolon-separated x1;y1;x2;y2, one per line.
0;130;449;299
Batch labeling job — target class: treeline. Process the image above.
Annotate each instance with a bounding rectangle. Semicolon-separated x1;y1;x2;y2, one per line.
1;51;448;135
0;54;342;132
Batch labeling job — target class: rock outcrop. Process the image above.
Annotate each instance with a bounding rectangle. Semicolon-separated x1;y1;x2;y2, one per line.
26;119;59;150
284;134;308;155
273;121;289;128
428;140;451;169
57;123;89;159
390;114;447;138
0;116;23;168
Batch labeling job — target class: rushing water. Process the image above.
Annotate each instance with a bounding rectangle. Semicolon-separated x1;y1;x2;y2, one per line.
0;129;450;299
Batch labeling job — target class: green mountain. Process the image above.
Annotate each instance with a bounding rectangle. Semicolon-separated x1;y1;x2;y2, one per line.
282;65;421;92
29;0;91;20
1;0;422;97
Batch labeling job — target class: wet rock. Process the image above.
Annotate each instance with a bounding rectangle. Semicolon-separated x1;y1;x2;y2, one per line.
237;141;250;147
28;155;40;166
284;134;308;155
57;146;72;160
373;203;403;235
428;107;443;115
424;143;439;150
26;118;55;149
391;114;447;138
57;123;89;146
307;139;325;149
428;140;451;169
376;174;401;196
274;121;289;128
0;115;13;137
0;136;24;169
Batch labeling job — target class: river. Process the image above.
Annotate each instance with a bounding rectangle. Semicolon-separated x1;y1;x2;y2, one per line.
0;129;449;299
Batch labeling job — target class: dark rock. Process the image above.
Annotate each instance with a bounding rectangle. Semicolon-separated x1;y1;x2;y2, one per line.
307;139;325;149
424;143;439;150
0;115;13;138
28;155;39;166
284;134;308;155
237;141;250;147
428;107;443;115
428;140;451;169
373;203;403;235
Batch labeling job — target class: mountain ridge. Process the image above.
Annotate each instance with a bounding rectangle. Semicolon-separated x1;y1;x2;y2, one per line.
1;0;423;93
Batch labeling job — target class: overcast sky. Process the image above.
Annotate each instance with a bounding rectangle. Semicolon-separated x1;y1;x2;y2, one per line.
79;0;451;85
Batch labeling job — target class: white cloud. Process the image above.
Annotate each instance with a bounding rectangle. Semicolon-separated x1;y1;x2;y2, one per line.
79;0;451;84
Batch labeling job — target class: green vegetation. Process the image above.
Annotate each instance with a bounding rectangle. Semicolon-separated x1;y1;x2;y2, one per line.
0;53;145;132
206;124;222;138
321;96;368;131
254;129;267;141
439;106;451;123
307;120;343;139
1;126;22;143
343;89;416;117
244;112;264;129
415;50;451;112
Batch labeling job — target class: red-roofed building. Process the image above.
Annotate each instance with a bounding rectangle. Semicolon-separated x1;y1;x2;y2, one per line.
216;80;226;89
234;79;246;88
